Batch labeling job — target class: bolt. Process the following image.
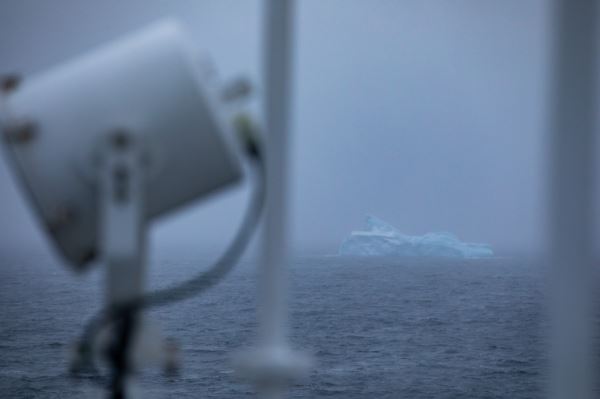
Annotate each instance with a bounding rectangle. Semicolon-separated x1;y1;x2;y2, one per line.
111;130;130;150
1;74;21;93
113;164;130;203
222;78;252;103
4;119;37;144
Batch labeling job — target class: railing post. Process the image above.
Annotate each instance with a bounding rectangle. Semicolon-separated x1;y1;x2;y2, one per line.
261;0;294;352
548;1;598;398
235;1;310;397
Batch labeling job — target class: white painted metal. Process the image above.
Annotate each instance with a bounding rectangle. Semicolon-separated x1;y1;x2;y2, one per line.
235;1;310;397
260;0;294;350
99;132;146;307
0;20;241;268
548;1;598;398
96;131;147;398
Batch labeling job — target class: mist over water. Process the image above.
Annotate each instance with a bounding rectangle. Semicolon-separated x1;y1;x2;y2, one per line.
0;0;551;256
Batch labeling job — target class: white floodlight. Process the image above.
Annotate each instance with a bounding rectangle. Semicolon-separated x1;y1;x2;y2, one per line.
0;20;242;271
0;20;250;395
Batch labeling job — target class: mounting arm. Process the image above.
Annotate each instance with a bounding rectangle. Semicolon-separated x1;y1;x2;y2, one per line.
98;130;146;398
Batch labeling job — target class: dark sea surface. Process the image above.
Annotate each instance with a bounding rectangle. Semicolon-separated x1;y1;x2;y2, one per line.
0;255;544;398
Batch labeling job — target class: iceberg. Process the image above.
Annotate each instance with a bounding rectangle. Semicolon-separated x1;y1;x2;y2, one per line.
339;216;494;258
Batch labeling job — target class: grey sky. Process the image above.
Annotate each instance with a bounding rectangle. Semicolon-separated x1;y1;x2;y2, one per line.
0;0;551;260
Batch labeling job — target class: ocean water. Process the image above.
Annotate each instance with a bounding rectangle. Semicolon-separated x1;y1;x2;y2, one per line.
0;255;544;398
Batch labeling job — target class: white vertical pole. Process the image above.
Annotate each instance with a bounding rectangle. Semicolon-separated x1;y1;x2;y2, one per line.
234;1;310;398
548;1;597;398
235;3;308;394
261;0;294;353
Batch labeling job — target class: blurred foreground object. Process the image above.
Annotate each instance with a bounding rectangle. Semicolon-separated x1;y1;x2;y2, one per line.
0;19;241;269
547;1;598;398
0;19;260;397
235;1;311;398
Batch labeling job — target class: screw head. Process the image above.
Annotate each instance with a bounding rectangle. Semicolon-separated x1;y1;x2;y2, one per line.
4;119;37;144
111;130;130;150
222;78;253;103
1;74;21;93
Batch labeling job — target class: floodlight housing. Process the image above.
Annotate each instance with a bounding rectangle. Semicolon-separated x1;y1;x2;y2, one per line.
0;20;242;269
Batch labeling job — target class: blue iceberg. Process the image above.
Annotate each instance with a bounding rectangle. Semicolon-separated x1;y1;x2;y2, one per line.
339;216;494;258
